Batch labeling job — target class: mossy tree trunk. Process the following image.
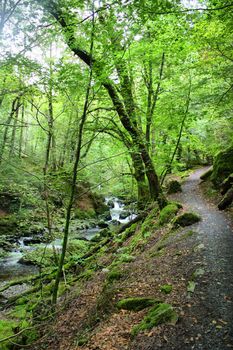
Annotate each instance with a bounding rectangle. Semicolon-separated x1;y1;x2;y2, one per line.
36;0;167;209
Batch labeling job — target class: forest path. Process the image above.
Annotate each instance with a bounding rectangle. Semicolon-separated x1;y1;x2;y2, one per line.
169;167;233;349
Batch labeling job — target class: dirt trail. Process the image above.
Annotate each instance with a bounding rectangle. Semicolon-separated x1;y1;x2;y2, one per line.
147;168;233;349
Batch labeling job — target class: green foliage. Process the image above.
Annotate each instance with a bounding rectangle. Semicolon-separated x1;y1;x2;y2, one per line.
159;203;179;225
131;303;178;336
117;297;159;311
74;208;96;219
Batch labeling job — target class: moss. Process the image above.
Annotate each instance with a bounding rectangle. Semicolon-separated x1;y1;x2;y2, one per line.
159;203;179;225
0;320;17;349
107;269;124;282
141;207;159;237
160;284;173;294
167;180;182;194
117;297;159;311
173;212;200;227
77;336;89;346
132;303;178;336
211;147;233;187
10;304;28;319
117;253;135;263
119;223;138;243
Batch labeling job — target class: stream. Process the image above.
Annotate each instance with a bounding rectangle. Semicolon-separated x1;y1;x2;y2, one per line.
0;198;136;282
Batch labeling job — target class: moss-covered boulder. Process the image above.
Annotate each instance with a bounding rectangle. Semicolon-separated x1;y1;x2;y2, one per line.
167;180;182;194
211;147;233;187
132;303;178;335
173;212;200;227
159;203;179;225
117;297;159;311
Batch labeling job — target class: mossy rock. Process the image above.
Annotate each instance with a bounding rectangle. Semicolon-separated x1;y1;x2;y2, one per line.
167;180;182;194
211;147;233;187
132;303;178;336
173;212;200;227
160;284;173;294
159;203;179;225
117;297;159;311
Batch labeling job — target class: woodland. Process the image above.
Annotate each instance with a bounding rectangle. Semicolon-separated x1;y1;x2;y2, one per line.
0;0;233;349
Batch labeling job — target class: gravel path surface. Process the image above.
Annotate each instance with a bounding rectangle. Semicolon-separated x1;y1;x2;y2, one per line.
162;168;233;349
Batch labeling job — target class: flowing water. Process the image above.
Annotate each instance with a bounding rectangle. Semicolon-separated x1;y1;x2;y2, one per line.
0;198;135;282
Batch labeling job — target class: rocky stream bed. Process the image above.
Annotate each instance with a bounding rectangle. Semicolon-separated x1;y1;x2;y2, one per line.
0;198;136;301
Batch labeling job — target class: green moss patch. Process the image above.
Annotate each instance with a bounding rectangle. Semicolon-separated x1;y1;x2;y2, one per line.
132;303;178;336
0;320;17;349
173;212;200;227
160;284;173;294
117;297;159;311
159;203;179;225
107;269;124;282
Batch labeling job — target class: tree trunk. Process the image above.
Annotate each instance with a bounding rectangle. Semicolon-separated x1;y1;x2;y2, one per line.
52;12;95;305
0;96;20;164
19;102;25;158
9;98;20;156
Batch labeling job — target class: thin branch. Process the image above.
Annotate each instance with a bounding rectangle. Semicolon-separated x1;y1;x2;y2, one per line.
3;0;22;25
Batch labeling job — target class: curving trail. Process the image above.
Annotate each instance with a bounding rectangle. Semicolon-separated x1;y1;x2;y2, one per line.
170;168;233;349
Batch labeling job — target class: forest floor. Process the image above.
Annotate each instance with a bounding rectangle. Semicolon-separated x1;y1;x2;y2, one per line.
30;168;233;350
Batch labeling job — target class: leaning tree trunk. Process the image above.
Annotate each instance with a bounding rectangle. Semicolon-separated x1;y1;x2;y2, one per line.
36;0;167;208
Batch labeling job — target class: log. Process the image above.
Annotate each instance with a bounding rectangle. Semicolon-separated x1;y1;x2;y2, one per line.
200;166;213;181
218;186;233;210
